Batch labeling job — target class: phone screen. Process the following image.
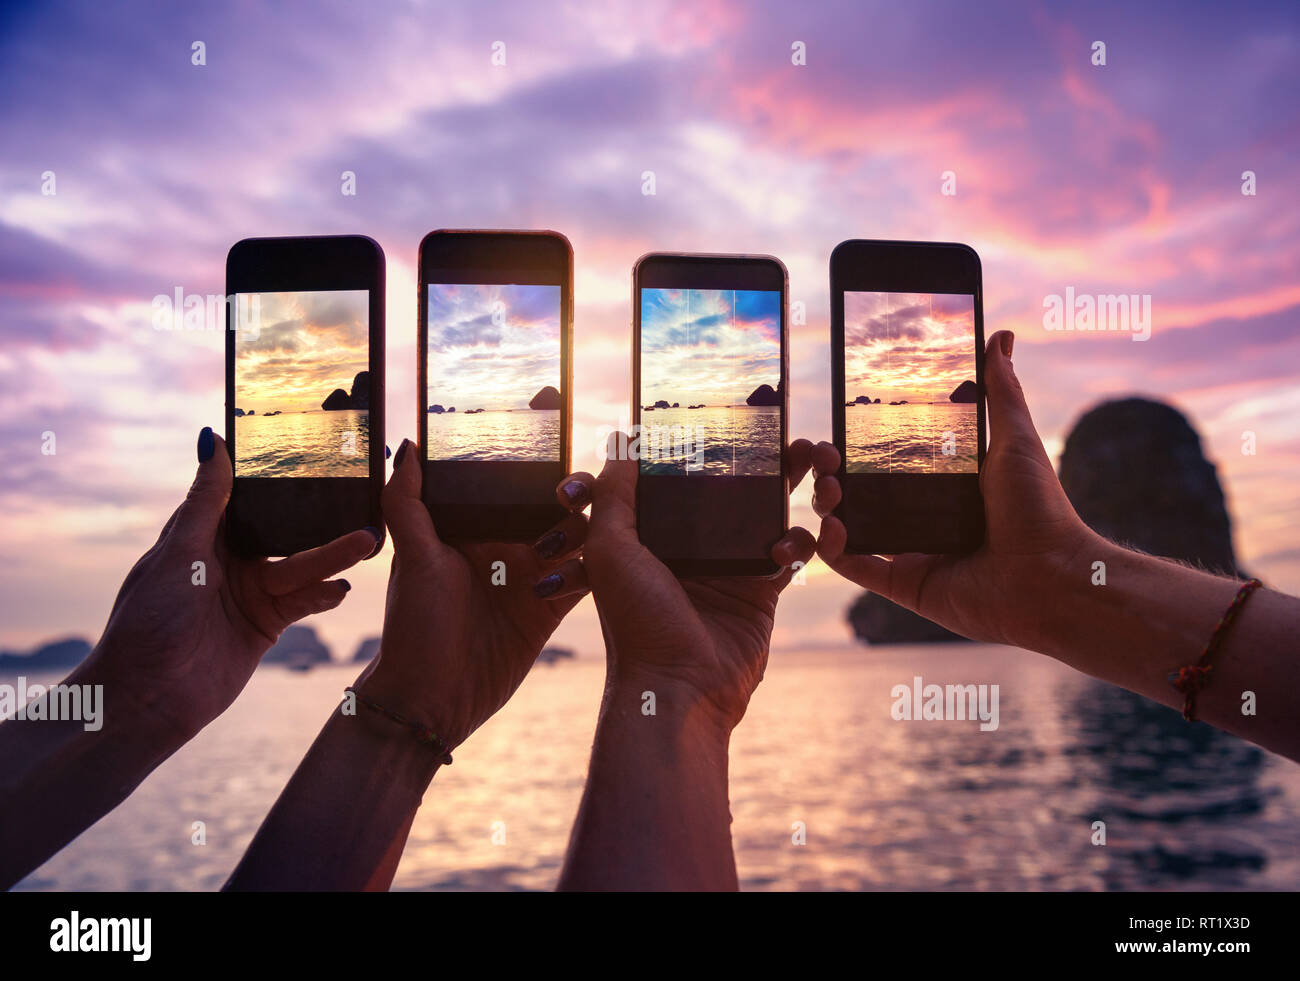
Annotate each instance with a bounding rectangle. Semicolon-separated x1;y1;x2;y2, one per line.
637;284;785;571
233;288;371;477
425;283;562;462
843;291;978;474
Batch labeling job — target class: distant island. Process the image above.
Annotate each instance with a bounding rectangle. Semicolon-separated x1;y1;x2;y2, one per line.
745;382;782;406
351;637;380;664
845;394;880;407
262;625;332;671
529;386;561;410
322;371;370;411
0;637;92;673
949;380;978;403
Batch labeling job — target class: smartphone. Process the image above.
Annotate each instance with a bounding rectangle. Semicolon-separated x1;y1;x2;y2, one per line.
632;253;789;577
418;230;572;543
830;239;986;554
225;235;385;557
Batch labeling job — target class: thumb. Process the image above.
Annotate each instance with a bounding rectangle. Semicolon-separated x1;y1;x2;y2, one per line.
588;430;638;541
984;330;1046;456
173;427;232;548
382;438;439;554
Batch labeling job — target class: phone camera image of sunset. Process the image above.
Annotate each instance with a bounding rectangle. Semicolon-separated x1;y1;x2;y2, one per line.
844;292;978;474
640;288;781;476
233;290;370;477
425;284;562;461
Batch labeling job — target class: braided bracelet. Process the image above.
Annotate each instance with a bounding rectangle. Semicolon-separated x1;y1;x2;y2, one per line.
344;687;453;765
1169;578;1263;722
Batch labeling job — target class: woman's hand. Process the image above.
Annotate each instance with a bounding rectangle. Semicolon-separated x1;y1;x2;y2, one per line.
544;437;821;733
83;427;376;744
353;439;590;750
815;330;1100;650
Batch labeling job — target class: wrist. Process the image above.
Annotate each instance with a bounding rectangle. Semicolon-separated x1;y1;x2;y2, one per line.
602;670;734;751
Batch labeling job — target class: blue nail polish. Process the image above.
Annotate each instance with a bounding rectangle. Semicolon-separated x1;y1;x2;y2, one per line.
385;444;392;459
363;526;382;558
197;427;214;463
394;439;409;469
533;573;563;598
533;529;566;560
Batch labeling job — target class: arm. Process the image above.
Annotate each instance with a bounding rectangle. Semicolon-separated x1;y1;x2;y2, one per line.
559;675;736;891
0;428;374;889
817;330;1300;762
553;438;821;891
226;438;590;891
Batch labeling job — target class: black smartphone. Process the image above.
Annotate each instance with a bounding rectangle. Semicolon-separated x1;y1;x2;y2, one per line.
225;235;385;557
418;229;572;543
632;252;789;578
830;239;986;554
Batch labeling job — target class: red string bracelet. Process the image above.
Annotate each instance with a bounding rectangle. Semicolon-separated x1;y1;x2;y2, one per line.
1169;578;1263;722
344;687;453;765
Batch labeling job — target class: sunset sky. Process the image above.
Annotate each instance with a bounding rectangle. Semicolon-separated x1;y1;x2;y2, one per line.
641;288;780;405
1;0;1296;660
235;290;369;414
427;283;560;410
845;292;976;404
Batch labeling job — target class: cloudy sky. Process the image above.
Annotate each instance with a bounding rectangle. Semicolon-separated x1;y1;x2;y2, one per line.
641;288;780;405
427;283;560;409
236;290;370;413
1;0;1297;658
845;292;976;404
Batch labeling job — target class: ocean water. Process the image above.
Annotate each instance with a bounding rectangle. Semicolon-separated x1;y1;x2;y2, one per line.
14;643;1300;892
235;410;369;477
639;405;780;476
427;409;560;462
846;402;978;474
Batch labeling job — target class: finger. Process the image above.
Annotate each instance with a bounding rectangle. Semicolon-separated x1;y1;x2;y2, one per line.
772;525;816;569
810;440;840;478
533;512;589;564
984;330;1048;463
812;473;842;517
262;528;378;596
555;471;595;512
587;432;638;540
383;438;439;553
270;578;352;627
815;514;894;593
171;427;233;550
786;438;813;491
532;557;589;600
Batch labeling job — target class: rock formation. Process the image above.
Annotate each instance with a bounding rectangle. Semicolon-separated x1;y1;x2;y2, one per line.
529;386;562;410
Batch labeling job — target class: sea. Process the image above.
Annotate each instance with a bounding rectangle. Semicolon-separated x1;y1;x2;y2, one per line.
846;402;978;474
427;409;560;462
13;643;1300;892
235;410;369;477
639;405;781;476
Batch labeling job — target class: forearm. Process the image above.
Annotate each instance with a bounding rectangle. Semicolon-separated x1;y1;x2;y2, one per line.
1032;536;1300;759
0;653;179;889
225;698;441;891
558;677;738;891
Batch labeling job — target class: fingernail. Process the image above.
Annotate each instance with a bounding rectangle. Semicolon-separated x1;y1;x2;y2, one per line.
363;526;382;558
560;479;590;508
533;529;566;560
385;444;392;459
1000;331;1014;358
394;439;410;469
533;572;563;598
339;579;352;592
197;426;214;463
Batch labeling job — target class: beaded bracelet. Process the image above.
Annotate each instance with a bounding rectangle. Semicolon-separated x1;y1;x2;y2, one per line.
344;687;454;765
1169;578;1263;722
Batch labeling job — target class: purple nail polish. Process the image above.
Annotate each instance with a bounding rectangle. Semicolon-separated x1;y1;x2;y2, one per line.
197;426;214;463
394;439;409;469
533;573;563;598
533;529;566;559
560;480;589;508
